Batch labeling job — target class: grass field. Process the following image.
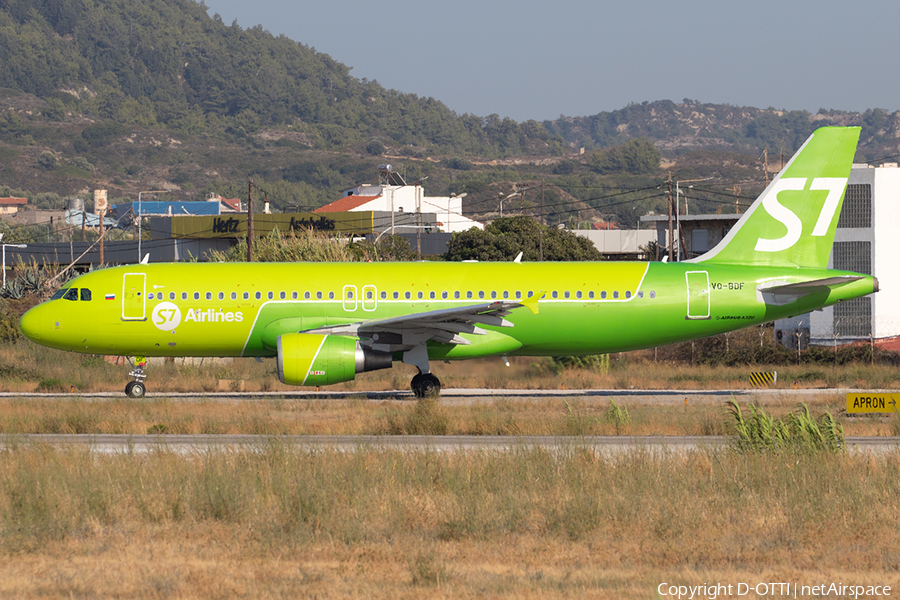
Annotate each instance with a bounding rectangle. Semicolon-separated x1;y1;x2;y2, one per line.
1;444;899;598
1;338;899;395
3;336;899;598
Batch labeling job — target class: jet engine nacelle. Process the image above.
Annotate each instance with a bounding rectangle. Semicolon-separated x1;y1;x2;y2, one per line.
276;333;392;386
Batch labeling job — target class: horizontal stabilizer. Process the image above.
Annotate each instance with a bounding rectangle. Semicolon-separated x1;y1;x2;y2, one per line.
757;276;867;306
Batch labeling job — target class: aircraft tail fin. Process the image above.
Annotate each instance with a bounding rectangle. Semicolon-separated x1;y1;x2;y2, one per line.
690;126;860;268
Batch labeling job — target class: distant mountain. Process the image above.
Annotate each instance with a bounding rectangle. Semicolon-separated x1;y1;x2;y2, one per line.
0;0;563;158
545;101;900;163
0;0;898;231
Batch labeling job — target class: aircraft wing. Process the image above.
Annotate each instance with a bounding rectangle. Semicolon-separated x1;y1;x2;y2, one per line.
757;276;866;306
304;295;542;350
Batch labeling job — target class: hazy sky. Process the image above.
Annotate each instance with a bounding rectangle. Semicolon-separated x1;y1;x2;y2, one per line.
202;0;900;122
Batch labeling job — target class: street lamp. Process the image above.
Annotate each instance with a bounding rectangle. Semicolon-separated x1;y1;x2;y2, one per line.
499;191;519;217
0;234;27;289
137;190;166;262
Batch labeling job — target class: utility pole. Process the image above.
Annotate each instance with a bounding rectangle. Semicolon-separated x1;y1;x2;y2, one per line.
666;175;674;262
247;179;254;262
763;148;770;188
416;183;422;254
539;180;545;262
727;185;741;215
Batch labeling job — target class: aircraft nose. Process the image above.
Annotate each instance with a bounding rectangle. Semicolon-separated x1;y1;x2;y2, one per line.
19;304;45;342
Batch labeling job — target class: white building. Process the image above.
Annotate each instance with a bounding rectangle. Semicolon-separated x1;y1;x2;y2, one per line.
314;165;483;234
775;163;900;349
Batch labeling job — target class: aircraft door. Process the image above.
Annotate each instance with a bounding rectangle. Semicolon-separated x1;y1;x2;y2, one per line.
343;285;358;312
122;273;147;321
685;271;711;320
362;285;377;311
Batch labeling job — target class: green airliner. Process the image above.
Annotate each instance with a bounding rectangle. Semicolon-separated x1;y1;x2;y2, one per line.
19;127;877;398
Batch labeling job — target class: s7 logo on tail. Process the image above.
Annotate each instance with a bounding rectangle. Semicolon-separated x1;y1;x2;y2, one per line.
754;177;847;253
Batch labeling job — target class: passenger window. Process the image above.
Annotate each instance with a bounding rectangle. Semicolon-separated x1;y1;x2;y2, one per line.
613;291;619;299
231;292;237;300
328;291;335;300
527;291;533;298
441;291;448;299
169;292;175;300
637;291;644;299
650;291;656;299
380;291;386;300
218;292;224;300
588;291;594;299
367;291;373;299
80;289;91;301
625;291;632;299
64;288;78;301
347;291;353;299
405;291;411;300
466;291;473;299
393;291;399;300
292;292;298;299
503;291;509;299
490;291;497;299
256;292;262;300
206;292;212;300
551;291;558;299
478;291;485;299
601;291;607;299
576;291;582;299
182;292;188;300
243;292;250;300
194;292;200;300
304;292;311;300
280;291;286;299
268;292;274;300
454;291;460;299
564;291;570;299
148;292;154;300
515;291;521;299
316;292;322;300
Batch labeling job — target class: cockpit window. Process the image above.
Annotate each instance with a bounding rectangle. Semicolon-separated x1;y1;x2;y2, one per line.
51;288;67;300
80;289;92;301
63;288;79;301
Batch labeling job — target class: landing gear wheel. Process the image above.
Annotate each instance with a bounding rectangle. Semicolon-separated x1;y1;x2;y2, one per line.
411;373;441;398
125;380;146;398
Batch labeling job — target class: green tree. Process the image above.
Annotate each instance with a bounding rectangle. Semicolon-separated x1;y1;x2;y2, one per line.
445;217;602;262
589;138;660;174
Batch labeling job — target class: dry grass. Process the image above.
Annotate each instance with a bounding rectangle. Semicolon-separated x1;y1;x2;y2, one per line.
1;445;899;598
1;339;900;395
0;392;897;437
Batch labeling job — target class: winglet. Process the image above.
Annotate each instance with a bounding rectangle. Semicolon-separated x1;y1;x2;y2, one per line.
513;252;523;263
520;291;545;315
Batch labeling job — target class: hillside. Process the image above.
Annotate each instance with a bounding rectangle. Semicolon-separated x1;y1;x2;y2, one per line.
0;0;898;237
544;101;900;162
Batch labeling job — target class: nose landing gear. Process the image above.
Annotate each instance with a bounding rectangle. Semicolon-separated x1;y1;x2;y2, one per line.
124;357;148;398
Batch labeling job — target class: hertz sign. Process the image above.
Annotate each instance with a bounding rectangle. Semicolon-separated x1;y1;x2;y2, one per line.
171;212;374;239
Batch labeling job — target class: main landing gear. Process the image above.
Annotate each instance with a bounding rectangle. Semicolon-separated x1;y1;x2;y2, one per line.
410;372;441;398
124;359;147;398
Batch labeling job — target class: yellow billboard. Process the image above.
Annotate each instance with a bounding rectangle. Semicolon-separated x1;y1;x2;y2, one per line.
170;212;375;239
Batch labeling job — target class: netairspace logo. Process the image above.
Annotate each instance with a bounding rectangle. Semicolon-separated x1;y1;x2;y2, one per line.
656;582;891;599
